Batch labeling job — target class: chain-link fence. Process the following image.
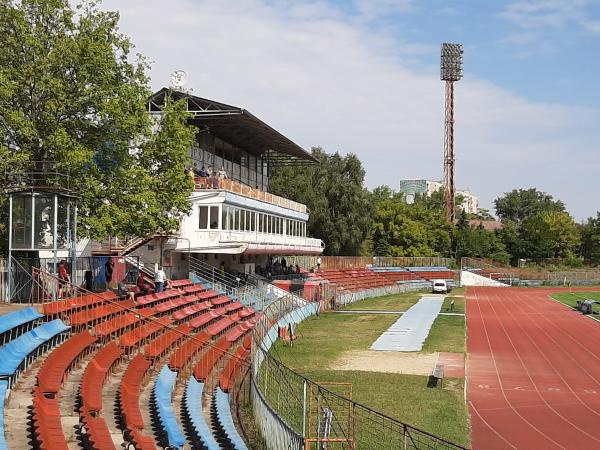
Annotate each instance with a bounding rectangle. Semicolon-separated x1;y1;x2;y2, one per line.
283;256;456;271
250;289;468;450
461;257;600;286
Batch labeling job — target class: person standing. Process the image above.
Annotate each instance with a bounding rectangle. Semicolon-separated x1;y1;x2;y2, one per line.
58;259;69;298
316;256;322;270
217;166;228;188
105;259;114;290
155;266;166;293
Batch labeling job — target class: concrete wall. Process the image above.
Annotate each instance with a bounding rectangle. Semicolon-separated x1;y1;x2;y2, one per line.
460;270;508;287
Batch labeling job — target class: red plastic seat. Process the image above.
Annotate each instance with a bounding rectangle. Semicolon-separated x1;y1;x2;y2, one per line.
37;330;97;394
119;317;172;349
120;354;151;430
193;336;231;381
144;324;192;359
168;331;210;371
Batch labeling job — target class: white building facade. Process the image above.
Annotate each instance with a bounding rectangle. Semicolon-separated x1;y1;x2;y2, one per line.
125;89;325;278
399;179;479;214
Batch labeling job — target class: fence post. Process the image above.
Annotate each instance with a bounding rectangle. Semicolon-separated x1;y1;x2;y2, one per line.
302;381;307;438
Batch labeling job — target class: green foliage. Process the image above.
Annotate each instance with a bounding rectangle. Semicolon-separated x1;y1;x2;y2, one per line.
494;188;565;224
370;194;454;256
270;147;371;255
581;213;600;264
0;0;195;241
455;210;510;263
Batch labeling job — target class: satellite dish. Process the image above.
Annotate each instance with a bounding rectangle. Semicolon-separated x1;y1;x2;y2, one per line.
170;70;188;89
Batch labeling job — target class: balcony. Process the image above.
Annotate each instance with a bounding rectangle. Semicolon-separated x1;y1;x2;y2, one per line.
219;230;323;248
194;177;307;214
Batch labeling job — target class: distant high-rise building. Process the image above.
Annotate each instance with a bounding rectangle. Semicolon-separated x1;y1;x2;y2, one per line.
398;179;478;215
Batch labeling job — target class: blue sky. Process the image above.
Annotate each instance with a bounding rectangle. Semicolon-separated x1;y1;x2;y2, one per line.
102;0;600;220
332;0;600;107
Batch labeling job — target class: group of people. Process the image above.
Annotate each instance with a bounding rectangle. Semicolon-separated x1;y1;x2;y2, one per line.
55;258;169;301
189;163;228;189
255;257;302;279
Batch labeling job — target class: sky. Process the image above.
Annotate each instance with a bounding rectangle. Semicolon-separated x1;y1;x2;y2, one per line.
100;0;600;220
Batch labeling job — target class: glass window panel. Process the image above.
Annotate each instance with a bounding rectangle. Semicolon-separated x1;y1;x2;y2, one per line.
223;206;229;230
209;206;219;229
11;194;33;249
250;212;255;231
199;206;209;229
234;208;240;230
34;195;55;249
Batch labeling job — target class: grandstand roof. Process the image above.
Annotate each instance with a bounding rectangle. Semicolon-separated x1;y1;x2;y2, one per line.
149;88;317;163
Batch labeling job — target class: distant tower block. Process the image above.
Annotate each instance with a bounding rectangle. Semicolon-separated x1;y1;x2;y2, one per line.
440;43;463;222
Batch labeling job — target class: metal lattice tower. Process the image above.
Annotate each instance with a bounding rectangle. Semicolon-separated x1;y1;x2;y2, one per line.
440;43;463;222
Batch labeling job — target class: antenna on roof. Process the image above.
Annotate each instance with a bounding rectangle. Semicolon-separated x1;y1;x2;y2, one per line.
169;70;188;90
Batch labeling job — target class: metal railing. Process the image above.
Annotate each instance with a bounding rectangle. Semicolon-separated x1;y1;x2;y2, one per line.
195;177;308;213
283;256;456;271
188;256;280;311
250;289;468;450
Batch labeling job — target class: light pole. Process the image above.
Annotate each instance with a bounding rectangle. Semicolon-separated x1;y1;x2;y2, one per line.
440;43;464;223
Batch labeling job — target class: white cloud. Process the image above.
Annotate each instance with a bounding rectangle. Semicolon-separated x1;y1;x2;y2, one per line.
500;0;589;28
103;0;600;219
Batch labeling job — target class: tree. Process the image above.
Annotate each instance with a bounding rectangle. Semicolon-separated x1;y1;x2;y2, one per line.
270;147;371;255
519;211;580;259
494;188;565;224
370;192;454;257
0;0;196;242
581;213;600;264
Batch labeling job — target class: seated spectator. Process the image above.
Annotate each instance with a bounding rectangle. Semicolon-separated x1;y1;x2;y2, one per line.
116;281;135;302
136;274;151;295
295;264;301;274
197;165;209;177
210;171;219;189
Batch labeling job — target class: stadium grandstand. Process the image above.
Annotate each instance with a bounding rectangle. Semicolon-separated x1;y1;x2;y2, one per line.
0;89;467;449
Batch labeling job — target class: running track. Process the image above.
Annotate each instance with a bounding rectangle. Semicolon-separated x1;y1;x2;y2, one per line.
467;287;600;450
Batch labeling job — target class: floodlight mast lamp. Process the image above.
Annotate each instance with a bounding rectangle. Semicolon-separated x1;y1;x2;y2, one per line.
440;43;463;223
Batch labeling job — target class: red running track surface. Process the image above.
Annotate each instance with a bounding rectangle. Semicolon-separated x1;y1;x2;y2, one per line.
467;286;600;450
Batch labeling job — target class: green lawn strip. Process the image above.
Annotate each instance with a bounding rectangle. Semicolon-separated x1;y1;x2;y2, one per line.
272;312;400;369
551;291;600;308
422;315;466;354
441;296;465;314
298;369;470;447
341;292;421;311
450;287;466;296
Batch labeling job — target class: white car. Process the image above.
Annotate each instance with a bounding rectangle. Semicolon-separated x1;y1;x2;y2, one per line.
432;279;449;294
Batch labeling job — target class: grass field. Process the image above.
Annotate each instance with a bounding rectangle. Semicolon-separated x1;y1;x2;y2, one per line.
422;315;466;353
441;296;465;313
342;292;421;311
271;293;470;446
551;291;600;308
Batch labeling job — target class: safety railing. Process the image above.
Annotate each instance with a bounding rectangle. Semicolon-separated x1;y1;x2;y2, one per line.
195;177;308;214
283;256;456;271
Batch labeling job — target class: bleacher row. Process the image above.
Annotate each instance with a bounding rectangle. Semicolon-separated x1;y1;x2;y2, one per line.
0;278;256;450
312;266;456;292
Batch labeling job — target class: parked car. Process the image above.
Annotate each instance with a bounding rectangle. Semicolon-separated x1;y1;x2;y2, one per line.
432;279;450;294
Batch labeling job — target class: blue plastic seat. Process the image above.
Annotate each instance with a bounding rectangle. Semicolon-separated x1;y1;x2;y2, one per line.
153;365;187;449
0;307;43;345
184;377;220;450
215;387;248;450
0;380;7;450
0;319;70;384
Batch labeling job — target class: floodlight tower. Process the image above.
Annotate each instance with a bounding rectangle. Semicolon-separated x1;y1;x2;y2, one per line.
440;43;464;222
